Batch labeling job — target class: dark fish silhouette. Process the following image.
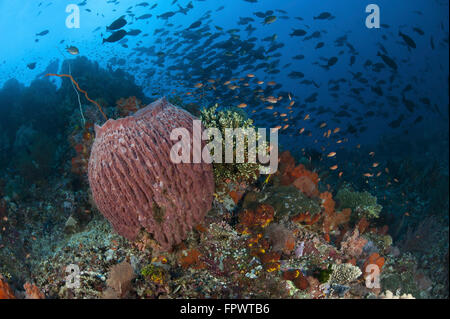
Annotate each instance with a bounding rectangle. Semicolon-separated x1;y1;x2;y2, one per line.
106;17;126;31
377;52;397;70
290;29;307;37
36;30;49;36
127;29;142;36
137;13;152;20
102;29;127;43
314;12;333;20
399;31;416;49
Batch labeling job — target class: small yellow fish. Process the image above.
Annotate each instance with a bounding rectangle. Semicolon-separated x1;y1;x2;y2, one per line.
237;103;247;108
66;45;79;55
330;165;338;170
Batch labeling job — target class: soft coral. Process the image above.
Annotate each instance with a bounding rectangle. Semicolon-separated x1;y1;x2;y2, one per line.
0;275;16;299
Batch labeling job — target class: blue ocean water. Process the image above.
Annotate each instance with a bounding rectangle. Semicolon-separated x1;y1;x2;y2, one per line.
0;0;448;299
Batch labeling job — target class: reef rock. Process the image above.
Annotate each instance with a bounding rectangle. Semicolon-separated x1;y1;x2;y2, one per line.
88;98;215;250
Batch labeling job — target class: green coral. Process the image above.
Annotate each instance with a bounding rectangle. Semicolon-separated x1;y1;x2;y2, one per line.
200;104;263;187
335;187;382;219
141;264;165;285
315;264;333;283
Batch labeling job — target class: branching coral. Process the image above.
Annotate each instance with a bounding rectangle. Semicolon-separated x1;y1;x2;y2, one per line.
329;263;362;285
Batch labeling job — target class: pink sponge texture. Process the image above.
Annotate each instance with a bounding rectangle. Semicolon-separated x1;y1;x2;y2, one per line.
88;98;214;250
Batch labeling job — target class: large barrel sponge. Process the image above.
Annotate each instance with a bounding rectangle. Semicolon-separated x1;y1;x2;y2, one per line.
88;97;215;250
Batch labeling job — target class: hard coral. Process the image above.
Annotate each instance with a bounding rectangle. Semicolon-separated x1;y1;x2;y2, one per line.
200;104;261;188
335;187;382;219
330;263;362;285
88;98;215;250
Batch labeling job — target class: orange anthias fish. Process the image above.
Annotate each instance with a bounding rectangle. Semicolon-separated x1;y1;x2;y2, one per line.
327;152;336;157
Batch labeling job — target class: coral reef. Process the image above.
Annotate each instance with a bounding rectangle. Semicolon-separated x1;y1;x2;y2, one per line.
335;186;382;220
0;275;15;299
200;104;262;188
329;263;362;285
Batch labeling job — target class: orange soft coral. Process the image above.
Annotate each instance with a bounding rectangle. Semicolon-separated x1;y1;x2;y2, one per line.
276;151;320;197
23;282;45;299
293;175;319;197
340;228;368;258
291;164;319;185
363;252;385;278
236;204;274;234
282;270;309;290
320;191;335;215
0;275;15;299
180;249;206;269
291;212;321;225
323;208;351;233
